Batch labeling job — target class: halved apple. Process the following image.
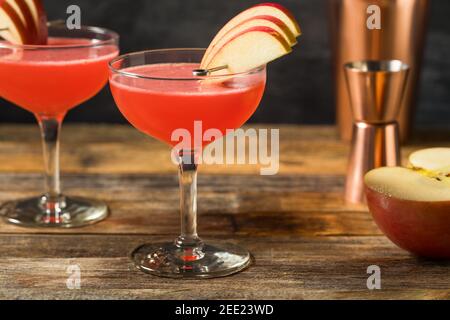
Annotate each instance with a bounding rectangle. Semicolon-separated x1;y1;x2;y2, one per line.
205;26;291;74
202;2;300;68
201;15;297;68
365;152;450;258
409;148;450;180
0;0;47;44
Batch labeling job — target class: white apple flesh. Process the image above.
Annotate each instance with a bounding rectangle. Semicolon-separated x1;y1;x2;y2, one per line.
409;147;450;177
202;2;300;68
201;15;297;68
7;0;38;42
365;166;450;259
0;0;29;44
205;26;291;74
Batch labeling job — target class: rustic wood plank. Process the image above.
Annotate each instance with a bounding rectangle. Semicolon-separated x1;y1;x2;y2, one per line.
0;234;449;299
0;173;375;235
0;124;447;175
0;124;448;300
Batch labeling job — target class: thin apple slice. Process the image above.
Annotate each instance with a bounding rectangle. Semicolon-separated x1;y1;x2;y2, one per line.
6;0;37;42
201;15;296;68
0;0;29;44
23;0;47;44
206;26;291;74
408;148;450;176
0;0;47;44
254;2;301;36
202;2;300;67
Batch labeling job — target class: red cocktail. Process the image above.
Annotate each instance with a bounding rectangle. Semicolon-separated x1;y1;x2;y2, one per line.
110;62;265;148
0;37;118;114
109;49;266;278
0;25;119;227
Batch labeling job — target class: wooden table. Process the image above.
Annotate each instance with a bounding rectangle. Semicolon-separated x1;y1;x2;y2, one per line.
0;124;449;300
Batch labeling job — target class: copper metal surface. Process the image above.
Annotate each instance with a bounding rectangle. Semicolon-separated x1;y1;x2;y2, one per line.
345;122;401;204
344;60;409;204
329;0;430;141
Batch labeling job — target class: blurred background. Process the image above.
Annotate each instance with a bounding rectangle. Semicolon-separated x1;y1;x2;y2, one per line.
0;0;448;127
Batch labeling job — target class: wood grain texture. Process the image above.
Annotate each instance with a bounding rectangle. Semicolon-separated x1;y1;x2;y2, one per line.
0;125;449;300
0;124;447;175
1;235;449;300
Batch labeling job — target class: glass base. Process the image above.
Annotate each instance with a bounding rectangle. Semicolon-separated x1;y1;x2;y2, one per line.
132;241;252;279
0;195;109;228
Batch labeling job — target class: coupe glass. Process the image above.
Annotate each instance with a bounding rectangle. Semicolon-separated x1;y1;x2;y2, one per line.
0;25;119;227
109;49;266;278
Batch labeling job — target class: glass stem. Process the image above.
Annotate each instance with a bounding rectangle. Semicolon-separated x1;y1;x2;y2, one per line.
175;150;203;251
36;113;66;218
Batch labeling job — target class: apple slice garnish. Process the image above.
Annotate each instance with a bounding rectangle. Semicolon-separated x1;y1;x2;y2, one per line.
0;0;29;44
23;0;47;44
205;26;291;74
365;150;450;258
409;148;450;179
0;0;47;44
201;15;297;68
253;2;301;36
201;2;300;69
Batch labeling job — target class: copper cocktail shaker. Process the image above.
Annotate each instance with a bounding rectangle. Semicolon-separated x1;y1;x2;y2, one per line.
329;0;430;142
344;60;409;204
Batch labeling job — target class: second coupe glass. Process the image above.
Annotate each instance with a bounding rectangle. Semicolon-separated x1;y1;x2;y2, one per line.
0;24;119;227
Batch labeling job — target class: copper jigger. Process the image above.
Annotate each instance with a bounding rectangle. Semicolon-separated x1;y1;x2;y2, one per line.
344;60;410;204
329;0;430;142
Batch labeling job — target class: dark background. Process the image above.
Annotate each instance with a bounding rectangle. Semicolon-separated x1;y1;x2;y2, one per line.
0;0;449;126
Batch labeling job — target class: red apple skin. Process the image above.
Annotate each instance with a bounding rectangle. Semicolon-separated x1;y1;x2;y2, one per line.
201;15;295;68
30;0;47;44
1;1;29;44
1;0;47;44
14;0;38;43
366;186;450;259
213;26;291;55
252;2;301;34
236;15;297;44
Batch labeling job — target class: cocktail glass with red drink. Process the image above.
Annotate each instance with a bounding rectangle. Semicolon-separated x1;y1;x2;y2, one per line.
109;49;266;278
0;24;119;227
108;1;300;278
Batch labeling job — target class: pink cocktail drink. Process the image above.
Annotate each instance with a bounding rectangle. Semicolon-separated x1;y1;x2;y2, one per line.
0;25;119;228
110;63;265;148
109;49;267;278
0;38;118;115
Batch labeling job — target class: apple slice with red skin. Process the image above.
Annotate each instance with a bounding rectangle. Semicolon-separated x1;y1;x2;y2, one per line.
365;166;450;259
23;0;47;44
0;0;47;44
201;15;297;68
202;2;300;68
205;26;292;74
6;0;38;42
254;2;301;35
0;0;29;44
